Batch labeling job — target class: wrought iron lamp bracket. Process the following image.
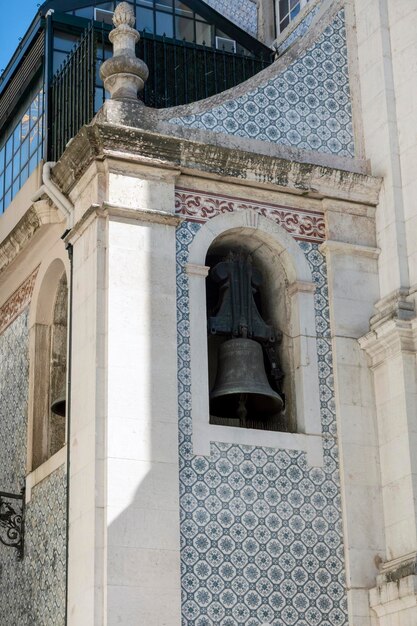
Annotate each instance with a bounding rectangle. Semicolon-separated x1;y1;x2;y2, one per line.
0;488;25;560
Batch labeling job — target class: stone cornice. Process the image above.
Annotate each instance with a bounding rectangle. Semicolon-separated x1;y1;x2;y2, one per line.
0;200;61;276
359;317;417;367
370;570;417;617
65;202;182;245
52;123;382;206
319;240;380;258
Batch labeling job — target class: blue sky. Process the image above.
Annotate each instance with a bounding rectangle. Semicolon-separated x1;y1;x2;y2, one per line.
0;1;41;73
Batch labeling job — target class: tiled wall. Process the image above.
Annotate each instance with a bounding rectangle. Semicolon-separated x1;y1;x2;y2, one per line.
202;0;258;37
171;10;354;158
176;209;348;624
0;309;66;625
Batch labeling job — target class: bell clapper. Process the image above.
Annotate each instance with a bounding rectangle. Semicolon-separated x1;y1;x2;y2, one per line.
237;393;248;427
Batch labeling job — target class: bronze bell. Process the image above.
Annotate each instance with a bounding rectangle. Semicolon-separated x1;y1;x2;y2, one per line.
51;384;66;417
210;338;283;424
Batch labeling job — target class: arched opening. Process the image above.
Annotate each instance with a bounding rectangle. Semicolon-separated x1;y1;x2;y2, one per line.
186;210;322;464
29;259;68;471
205;233;295;433
49;272;68;458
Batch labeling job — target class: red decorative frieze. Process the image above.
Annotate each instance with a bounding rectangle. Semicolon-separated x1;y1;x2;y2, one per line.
175;188;325;242
0;268;39;334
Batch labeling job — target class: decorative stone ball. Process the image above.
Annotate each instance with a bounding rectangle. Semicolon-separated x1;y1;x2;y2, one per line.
113;2;136;28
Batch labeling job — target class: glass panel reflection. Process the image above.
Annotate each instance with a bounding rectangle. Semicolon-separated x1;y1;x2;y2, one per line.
0;87;44;214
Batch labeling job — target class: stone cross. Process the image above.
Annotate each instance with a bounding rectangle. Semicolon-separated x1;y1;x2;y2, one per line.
100;1;149;100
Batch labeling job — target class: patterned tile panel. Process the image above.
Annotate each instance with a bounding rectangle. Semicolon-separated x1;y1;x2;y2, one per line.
176;202;347;624
175;188;325;242
171;11;354;157
0;307;66;625
202;0;258;37
24;467;67;626
0;310;29;492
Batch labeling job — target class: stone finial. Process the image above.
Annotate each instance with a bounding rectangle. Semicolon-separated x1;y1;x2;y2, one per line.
112;1;135;27
100;1;149;101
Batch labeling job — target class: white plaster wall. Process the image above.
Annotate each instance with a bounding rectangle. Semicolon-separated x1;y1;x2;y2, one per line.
68;214;108;625
353;0;417;297
348;5;417;618
387;3;417;288
328;253;385;626
106;216;181;625
67;166;182;625
323;201;385;626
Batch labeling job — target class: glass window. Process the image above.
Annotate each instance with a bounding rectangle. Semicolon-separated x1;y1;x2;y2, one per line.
175;1;193;16
155;11;173;36
13;152;20;177
176;16;194;41
0;87;44;213
279;0;309;32
196;21;212;46
155;0;172;10
20;163;29;188
4;188;12;208
30;123;40;155
96;2;115;10
12;177;20;197
13;125;21;154
5;163;12;190
137;6;154;32
21;109;30;140
21;136;29;166
5;136;13;163
53;51;70;73
29;152;38;177
54;32;78;53
73;7;94;19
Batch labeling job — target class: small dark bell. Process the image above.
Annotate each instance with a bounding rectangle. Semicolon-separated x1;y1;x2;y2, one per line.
210;338;283;424
51;385;66;417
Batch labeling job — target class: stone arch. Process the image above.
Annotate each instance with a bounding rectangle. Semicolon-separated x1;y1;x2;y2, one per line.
27;246;69;472
185;209;323;466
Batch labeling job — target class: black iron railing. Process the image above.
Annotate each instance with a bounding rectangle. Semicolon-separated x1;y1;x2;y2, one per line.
50;23;272;161
50;24;96;162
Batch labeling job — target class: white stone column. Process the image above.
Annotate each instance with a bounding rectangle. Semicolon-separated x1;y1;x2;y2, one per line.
105;182;181;625
322;199;385;626
361;318;417;625
67;167;182;626
67;211;108;625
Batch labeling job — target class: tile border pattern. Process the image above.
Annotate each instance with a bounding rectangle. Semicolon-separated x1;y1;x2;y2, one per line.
175;188;325;243
0;267;39;334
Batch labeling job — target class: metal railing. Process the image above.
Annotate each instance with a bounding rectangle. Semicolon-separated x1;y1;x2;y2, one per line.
50;23;272;161
50;24;95;162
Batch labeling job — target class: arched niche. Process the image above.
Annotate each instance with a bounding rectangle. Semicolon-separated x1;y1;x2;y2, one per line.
28;249;69;472
185;210;323;466
205;233;294;433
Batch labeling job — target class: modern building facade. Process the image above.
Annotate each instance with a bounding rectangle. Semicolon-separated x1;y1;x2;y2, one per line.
1;1;417;625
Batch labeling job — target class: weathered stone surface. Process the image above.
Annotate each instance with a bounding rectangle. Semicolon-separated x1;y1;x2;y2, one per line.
52;121;381;206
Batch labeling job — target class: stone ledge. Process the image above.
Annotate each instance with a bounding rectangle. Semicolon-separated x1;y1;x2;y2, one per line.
370;572;417;618
52;123;382;206
0;200;61;276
